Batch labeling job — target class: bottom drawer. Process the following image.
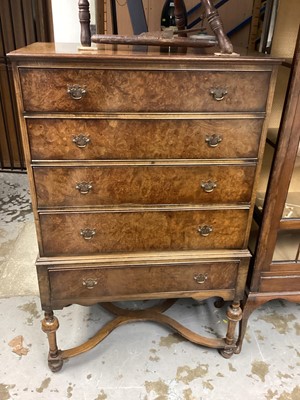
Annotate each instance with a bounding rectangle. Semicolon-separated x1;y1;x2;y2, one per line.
48;262;238;301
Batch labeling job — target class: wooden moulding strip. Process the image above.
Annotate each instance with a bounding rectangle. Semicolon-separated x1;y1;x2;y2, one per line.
36;248;251;267
23;112;266;120
36;204;251;214
8;53;282;70
31;159;257;167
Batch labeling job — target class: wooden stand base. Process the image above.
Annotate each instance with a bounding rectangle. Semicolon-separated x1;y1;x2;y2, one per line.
42;299;243;372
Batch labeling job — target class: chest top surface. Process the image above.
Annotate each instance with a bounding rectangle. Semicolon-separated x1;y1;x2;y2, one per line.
8;42;281;66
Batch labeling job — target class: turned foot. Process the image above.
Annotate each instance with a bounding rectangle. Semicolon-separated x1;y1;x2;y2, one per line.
219;347;234;359
42;311;64;372
48;353;64;372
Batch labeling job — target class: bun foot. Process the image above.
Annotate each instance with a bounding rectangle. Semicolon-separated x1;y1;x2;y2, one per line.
48;353;64;372
219;347;234;359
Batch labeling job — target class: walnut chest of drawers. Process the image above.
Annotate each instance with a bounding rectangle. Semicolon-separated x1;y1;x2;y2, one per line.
9;43;279;371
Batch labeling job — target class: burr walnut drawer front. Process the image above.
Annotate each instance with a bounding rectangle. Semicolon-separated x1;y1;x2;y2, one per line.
20;68;271;113
33;165;255;207
48;262;239;301
39;209;249;257
27;118;264;160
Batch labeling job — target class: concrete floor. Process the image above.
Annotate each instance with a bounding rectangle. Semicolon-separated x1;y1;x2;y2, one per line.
0;172;300;400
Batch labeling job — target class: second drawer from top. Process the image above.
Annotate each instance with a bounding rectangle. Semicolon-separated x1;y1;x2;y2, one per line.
27;118;264;161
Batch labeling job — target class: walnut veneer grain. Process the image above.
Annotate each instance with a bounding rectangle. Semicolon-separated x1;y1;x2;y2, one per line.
20;68;271;113
39;209;249;256
33;165;255;207
49;262;238;300
27;118;263;160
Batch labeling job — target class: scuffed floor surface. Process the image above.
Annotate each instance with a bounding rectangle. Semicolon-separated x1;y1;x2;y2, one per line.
0;173;38;297
0;297;300;400
0;173;300;400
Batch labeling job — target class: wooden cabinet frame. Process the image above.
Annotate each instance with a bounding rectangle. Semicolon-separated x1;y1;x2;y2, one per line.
237;28;300;352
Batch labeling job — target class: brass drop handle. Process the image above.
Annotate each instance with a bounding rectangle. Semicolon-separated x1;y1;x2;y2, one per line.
194;273;208;284
76;181;93;194
210;88;228;101
73;134;90;148
67;84;87;100
82;278;98;289
205;134;222;148
80;228;96;240
201;180;217;193
197;225;213;237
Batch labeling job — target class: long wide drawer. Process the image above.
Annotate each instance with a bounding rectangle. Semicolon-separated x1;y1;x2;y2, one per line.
20;68;271;113
34;165;255;207
39;209;249;256
48;262;239;301
27;118;264;160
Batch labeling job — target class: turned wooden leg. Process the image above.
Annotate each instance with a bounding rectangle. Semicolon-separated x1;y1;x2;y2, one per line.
219;301;242;358
41;311;63;372
202;0;233;54
79;0;91;47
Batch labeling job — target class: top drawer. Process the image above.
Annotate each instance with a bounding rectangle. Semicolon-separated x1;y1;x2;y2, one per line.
19;68;271;113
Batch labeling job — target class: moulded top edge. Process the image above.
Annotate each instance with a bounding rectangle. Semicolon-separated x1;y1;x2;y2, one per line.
7;42;283;65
